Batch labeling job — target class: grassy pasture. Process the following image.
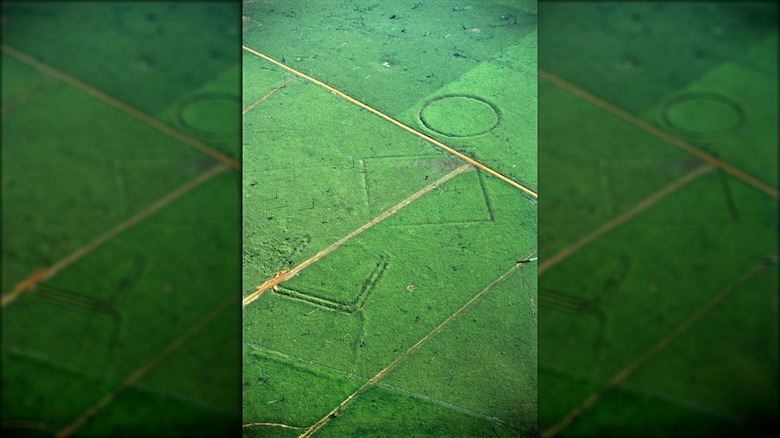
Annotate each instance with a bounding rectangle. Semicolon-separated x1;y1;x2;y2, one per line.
242;1;538;435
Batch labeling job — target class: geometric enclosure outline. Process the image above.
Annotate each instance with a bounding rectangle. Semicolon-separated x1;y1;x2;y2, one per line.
273;256;387;314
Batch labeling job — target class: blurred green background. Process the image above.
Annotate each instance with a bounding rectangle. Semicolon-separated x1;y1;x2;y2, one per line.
1;2;241;436
538;2;778;436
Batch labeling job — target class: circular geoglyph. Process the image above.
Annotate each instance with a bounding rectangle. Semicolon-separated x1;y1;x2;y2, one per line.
173;92;241;140
418;95;500;138
658;92;744;140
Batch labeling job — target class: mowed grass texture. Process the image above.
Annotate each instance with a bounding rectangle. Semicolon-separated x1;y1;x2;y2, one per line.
242;1;538;436
538;3;778;436
2;2;240;436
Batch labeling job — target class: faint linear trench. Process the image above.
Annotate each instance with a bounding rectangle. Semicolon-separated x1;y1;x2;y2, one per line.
476;169;497;222
1;75;55;116
114;158;130;218
242;76;296;115
377;382;508;426
132;380;236;418
245;344;507;428
514;256;538;323
358;158;370;210
617;380;743;425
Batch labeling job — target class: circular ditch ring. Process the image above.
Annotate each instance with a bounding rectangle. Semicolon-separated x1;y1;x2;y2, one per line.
418;94;500;138
658;92;745;140
172;92;240;140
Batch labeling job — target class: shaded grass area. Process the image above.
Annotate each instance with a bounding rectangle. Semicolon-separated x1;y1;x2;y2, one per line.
1;68;207;294
75;385;236;438
642;30;778;187
537;366;602;430
3;173;239;376
539;2;777;117
2;2;240;436
538;2;778;436
2;2;238;117
625;264;778;429
540;174;777;379
2;174;241;434
1;348;115;429
537;79;695;259
136;276;241;415
565;384;746;438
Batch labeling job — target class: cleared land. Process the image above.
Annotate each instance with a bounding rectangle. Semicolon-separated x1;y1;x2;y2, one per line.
242;1;539;436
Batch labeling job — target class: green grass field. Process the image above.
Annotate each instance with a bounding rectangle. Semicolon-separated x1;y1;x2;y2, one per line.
7;2;770;436
242;1;538;436
538;2;778;436
2;3;241;436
